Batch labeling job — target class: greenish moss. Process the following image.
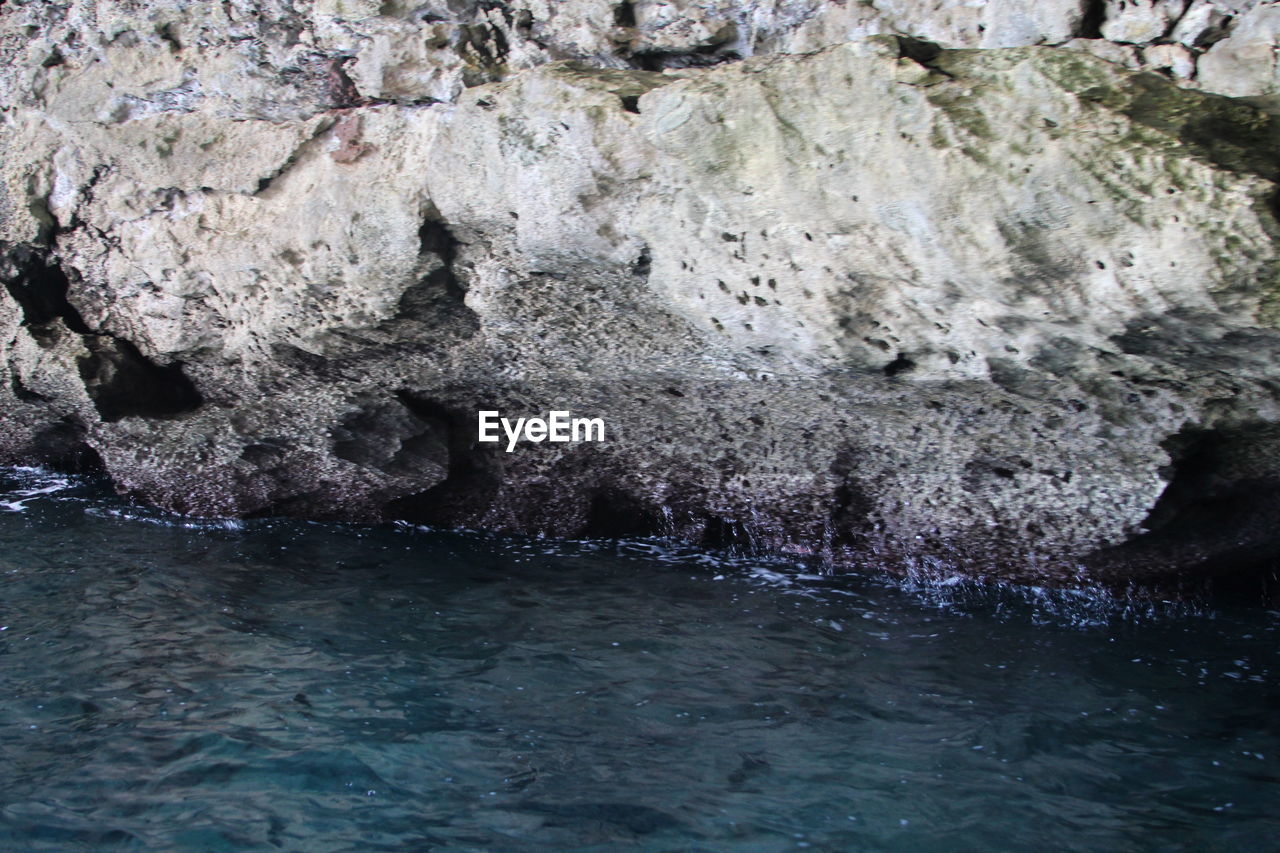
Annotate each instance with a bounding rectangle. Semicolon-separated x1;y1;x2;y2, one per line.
1076;84;1126;110
920;44;1280;327
760;86;807;144
584;104;609;125
558;63;674;101
1033;49;1280;182
932;47;1031;77
925;88;994;141
1033;49;1126;98
1069;153;1148;225
1122;75;1280;182
155;130;180;158
1250;196;1280;328
496;113;553;157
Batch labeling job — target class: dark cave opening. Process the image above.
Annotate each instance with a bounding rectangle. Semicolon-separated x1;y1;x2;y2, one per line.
1095;424;1280;594
381;393;503;526
582;488;662;538
1076;0;1106;39
77;336;203;423
30;417;105;475
418;214;463;296
0;246;91;333
2;246;203;423
614;1;637;28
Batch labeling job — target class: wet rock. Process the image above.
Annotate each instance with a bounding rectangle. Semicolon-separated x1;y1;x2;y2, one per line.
2;4;1280;584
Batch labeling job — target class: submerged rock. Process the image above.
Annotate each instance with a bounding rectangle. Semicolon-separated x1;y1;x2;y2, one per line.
2;2;1280;584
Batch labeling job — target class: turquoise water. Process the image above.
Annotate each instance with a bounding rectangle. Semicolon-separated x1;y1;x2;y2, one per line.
0;467;1277;851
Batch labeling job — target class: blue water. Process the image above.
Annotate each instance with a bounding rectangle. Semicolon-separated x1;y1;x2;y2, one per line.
0;467;1277;851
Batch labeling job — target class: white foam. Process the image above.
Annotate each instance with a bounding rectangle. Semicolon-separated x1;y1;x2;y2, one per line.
83;505;246;531
0;468;74;512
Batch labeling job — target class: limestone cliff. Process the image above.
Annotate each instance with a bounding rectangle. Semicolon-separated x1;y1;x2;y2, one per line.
3;1;1280;584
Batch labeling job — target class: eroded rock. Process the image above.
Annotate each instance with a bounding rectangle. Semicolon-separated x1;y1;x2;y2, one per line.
1196;3;1280;99
3;3;1280;584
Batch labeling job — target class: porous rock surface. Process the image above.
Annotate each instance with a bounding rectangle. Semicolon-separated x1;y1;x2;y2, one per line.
2;0;1280;584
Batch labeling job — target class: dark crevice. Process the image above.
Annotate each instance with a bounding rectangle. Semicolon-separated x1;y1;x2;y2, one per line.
883;355;917;377
895;37;954;80
487;24;510;62
1195;14;1234;50
77;336;203;422
1144;428;1224;532
514;9;534;38
628;45;740;71
462;24;494;62
9;372;46;402
478;0;515;28
631;244;651;278
828;447;875;548
156;21;182;52
0;246;90;333
325;56;366;109
1089;424;1280;580
382;393;503;526
896;36;942;66
418;212;458;265
417;208;465;297
700;515;767;554
30;417;103;474
613;1;636;28
619;94;641;114
240;442;285;467
329;395;457;483
2;246;202;422
386;207;480;340
1076;0;1106;39
1140;426;1280;540
70;166;110;232
583;488;661;538
1159;1;1194;43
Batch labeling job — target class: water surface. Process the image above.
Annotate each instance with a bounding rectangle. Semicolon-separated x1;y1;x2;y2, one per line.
1;468;1276;851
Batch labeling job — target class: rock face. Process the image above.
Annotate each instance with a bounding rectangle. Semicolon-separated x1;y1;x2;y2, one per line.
3;1;1280;584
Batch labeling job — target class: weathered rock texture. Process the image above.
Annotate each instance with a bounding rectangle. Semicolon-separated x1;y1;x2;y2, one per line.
3;1;1280;584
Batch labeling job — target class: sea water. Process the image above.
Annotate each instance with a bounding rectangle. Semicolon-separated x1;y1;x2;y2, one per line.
0;467;1276;851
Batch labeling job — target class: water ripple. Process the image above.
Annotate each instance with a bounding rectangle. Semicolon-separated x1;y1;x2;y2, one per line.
0;470;1276;850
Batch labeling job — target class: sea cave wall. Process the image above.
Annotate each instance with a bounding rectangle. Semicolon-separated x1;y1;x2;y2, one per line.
3;0;1280;584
